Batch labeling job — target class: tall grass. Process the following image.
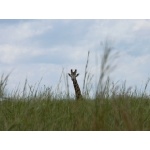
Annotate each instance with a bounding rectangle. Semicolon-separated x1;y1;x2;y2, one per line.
0;42;150;130
0;73;10;98
82;51;94;99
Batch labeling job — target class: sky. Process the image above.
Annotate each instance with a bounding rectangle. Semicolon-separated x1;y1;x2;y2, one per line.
0;19;150;96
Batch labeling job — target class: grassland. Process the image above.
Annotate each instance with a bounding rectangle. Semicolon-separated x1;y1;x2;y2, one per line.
0;96;150;131
0;42;150;131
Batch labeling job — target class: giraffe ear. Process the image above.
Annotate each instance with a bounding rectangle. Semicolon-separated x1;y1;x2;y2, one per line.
68;73;71;77
76;73;79;77
75;69;77;74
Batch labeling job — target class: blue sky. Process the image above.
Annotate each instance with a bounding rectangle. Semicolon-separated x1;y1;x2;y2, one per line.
0;19;150;96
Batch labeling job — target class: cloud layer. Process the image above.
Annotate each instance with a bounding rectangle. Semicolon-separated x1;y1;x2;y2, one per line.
0;19;150;95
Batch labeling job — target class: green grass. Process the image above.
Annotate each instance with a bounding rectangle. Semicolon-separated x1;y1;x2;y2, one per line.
0;41;150;131
0;97;150;131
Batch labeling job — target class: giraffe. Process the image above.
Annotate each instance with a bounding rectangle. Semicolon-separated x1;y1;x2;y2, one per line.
68;69;82;100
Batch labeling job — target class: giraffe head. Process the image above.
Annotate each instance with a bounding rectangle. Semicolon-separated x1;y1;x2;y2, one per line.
68;69;79;81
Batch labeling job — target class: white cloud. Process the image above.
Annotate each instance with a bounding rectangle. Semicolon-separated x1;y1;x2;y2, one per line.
0;20;52;43
84;20;150;49
0;44;44;64
0;19;150;96
111;51;150;89
133;20;150;32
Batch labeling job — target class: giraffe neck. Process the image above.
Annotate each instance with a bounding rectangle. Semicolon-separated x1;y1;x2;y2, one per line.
72;78;82;99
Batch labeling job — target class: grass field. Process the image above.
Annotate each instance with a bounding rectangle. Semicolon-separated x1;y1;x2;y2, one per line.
0;43;150;131
0;96;150;131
